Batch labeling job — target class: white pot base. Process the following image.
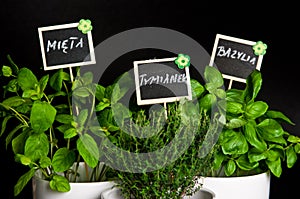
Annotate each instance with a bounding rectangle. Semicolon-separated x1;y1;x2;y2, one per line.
32;177;115;199
198;171;271;199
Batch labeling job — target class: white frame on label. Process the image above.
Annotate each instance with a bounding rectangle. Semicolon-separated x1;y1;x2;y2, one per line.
38;22;96;71
134;57;192;106
209;33;264;83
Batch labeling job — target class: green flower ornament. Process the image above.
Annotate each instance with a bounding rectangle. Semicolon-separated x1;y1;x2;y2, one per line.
77;19;93;34
175;54;190;69
252;41;267;56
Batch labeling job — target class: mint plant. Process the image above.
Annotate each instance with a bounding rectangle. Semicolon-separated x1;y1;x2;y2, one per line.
0;55;112;196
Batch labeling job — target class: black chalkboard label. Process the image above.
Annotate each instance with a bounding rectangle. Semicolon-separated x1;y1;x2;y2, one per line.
134;57;192;105
209;34;265;83
38;22;96;70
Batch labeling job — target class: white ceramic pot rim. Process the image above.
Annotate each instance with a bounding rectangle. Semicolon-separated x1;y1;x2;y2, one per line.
33;175;115;185
197;171;271;199
201;170;270;180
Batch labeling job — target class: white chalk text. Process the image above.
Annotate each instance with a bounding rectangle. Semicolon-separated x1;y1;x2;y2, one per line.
47;37;83;54
139;73;187;86
217;46;256;65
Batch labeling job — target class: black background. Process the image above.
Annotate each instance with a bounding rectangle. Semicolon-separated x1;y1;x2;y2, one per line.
0;1;299;198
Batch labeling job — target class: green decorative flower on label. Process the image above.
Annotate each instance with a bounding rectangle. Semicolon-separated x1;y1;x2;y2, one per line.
77;19;93;34
175;54;190;69
252;41;267;56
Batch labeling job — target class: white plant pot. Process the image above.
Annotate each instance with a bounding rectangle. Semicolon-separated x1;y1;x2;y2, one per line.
195;171;271;199
101;172;270;199
32;162;115;199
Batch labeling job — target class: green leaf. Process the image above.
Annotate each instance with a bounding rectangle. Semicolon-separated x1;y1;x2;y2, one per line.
215;88;226;99
112;72;133;100
288;135;300;143
24;133;49;162
112;102;131;123
22;89;38;99
6;124;28;149
217;99;227;112
266;110;295;125
95;100;110;112
266;135;287;145
64;127;78;138
243;70;262;102
12;130;28;154
81;71;94;85
236;154;259;170
5;79;19;92
0;116;13;137
286;146;297;168
50;69;67;91
248;148;267;162
244;122;267;151
111;84;123;104
39;74;49;93
190;79;205;99
15;102;31;114
52;147;76;172
107;124;120;132
204;66;224;88
2;65;13;77
77;134;99;168
55;114;74;124
213;151;225;170
266;149;282;161
76;109;89;127
96;108;113;128
224;159;236;176
95;84;106;101
14;168;35;196
73;86;92;97
2;96;25;107
17;68;38;91
226;89;243;103
56;124;71;133
205;82;217;94
220;129;248;155
269;143;285;151
39;156;52;168
226;101;244;115
30;101;56;133
294;143;300;153
257;119;285;141
198;93;217;110
49;175;71;192
245;101;268;119
226;118;247;129
266;158;282;177
19;155;32;165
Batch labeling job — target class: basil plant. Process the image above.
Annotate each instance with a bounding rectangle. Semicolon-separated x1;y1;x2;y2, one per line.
212;67;300;178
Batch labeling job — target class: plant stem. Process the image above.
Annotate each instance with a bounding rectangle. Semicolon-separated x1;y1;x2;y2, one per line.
5;105;29;127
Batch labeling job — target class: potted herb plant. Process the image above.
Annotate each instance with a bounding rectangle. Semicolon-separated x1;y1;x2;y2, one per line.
95;65;225;199
191;65;300;199
0;55;116;199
